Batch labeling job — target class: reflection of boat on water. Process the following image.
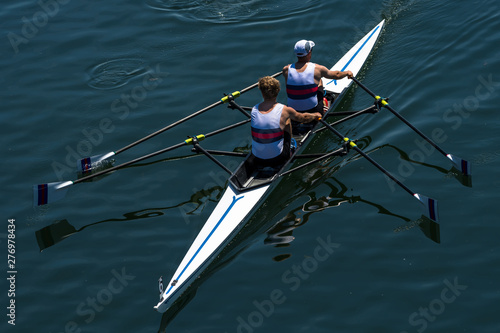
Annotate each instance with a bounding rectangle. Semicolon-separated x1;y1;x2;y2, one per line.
33;130;440;332
265;176;441;261
35;185;224;251
35;153;438;256
155;154;440;330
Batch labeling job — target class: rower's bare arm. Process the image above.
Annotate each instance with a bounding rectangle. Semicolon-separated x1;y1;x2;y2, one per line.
285;107;321;123
282;65;289;80
318;65;353;80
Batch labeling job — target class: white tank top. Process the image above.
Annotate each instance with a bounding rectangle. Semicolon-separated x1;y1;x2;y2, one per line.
286;62;318;111
251;103;285;159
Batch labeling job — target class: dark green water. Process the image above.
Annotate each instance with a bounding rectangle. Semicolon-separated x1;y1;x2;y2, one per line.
2;0;500;332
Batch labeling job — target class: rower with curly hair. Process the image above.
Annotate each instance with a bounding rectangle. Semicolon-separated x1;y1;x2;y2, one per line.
251;76;321;166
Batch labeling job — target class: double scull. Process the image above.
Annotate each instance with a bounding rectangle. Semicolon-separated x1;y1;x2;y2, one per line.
32;18;471;315
154;19;388;313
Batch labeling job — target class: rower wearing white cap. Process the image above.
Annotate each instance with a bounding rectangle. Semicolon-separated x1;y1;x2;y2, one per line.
282;39;353;115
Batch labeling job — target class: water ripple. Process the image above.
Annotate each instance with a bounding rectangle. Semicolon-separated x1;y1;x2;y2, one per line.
145;0;320;24
86;58;149;90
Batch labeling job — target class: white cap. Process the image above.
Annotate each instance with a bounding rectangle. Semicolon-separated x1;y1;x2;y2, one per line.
294;40;315;57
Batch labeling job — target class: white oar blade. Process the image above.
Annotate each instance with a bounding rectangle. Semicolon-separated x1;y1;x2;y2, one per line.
77;152;115;173
446;154;471;176
413;193;439;222
33;181;73;206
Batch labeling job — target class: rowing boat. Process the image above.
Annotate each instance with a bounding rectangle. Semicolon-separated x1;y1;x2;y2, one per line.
154;19;386;313
31;14;470;316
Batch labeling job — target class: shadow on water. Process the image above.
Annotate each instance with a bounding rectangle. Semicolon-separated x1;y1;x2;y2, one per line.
35;185;224;252
155;157;441;330
36;148;440;253
36;125;444;329
35;135;441;331
265;176;441;259
383;143;472;187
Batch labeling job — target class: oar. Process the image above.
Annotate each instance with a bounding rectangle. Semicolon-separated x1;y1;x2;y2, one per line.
77;72;282;173
318;118;439;222
34;119;250;206
351;76;471;176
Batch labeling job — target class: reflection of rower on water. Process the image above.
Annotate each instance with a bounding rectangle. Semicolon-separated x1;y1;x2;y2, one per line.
283;40;353;116
250;76;321;167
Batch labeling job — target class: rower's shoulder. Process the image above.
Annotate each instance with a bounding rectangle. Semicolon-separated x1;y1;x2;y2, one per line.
313;63;329;72
281;104;296;115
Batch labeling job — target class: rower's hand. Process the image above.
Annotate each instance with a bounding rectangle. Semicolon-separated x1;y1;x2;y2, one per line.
313;112;323;121
345;71;354;79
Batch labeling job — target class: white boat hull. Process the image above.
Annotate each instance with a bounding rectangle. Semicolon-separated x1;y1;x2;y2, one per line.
155;183;269;312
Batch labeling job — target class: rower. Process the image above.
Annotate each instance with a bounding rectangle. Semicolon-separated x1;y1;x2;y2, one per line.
282;40;354;115
251;76;321;167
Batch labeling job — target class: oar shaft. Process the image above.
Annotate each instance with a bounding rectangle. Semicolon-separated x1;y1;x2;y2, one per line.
192;143;234;176
115;102;220;155
352;145;414;196
204;119;251;138
239;71;282;94
228;101;252;119
351;77;470;177
319;119;414;197
386;104;447;156
74;120;251;185
115;71;282;155
314;105;378;134
351;77;447;156
74;141;188;185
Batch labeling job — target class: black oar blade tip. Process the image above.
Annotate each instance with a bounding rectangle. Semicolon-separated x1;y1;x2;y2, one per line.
413;193;439;223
